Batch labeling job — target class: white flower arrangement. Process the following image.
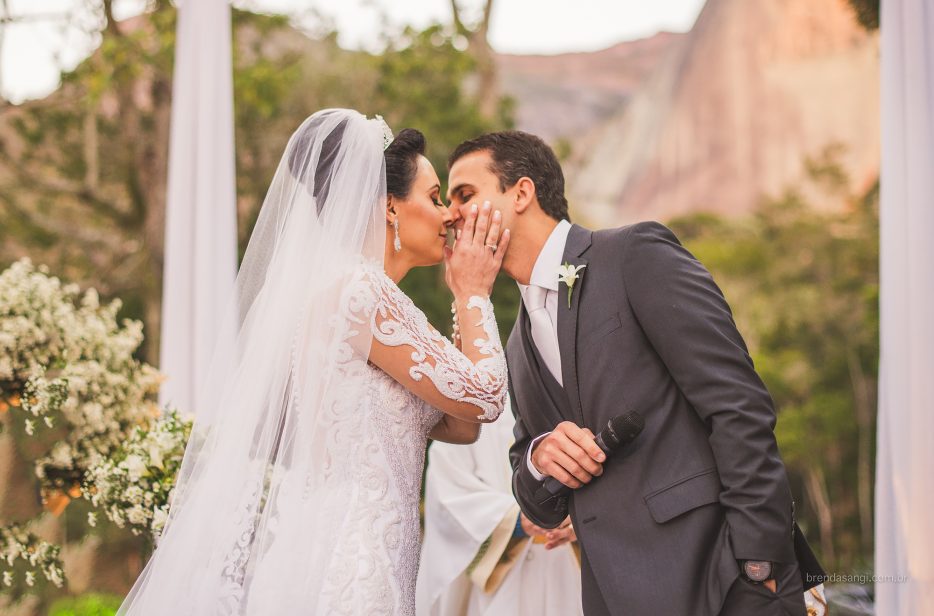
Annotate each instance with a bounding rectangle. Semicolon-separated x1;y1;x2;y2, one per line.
0;258;164;593
0;258;162;488
83;409;193;539
0;524;65;595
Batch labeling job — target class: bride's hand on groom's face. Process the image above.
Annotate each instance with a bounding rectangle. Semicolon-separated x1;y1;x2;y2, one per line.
443;200;509;299
531;422;606;489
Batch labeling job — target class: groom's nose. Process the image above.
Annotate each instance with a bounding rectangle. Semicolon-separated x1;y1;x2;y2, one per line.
447;204;464;227
441;205;456;227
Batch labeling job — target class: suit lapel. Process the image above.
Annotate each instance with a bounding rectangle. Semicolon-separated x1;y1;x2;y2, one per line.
557;224;592;425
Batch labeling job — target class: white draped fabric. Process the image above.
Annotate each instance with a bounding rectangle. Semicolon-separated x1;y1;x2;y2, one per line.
417;407;583;616
875;1;934;614
158;0;238;415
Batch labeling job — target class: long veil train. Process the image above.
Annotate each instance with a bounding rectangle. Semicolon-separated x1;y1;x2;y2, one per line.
120;109;391;614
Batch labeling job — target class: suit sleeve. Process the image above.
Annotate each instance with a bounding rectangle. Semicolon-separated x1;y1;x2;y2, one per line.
507;363;568;529
621;221;795;563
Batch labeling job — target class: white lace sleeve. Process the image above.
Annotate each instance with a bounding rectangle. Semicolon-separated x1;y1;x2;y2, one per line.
342;263;507;421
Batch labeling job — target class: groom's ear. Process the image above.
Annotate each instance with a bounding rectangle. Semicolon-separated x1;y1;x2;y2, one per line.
513;177;536;214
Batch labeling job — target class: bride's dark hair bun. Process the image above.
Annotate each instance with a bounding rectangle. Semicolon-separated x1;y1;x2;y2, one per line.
384;128;426;199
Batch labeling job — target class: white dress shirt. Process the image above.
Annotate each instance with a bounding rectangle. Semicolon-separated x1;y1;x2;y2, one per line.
517;219;571;481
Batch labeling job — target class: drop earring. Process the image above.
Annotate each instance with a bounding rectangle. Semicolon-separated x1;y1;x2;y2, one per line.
393;218;402;252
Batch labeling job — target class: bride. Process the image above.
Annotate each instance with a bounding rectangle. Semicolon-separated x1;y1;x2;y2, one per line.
119;109;511;614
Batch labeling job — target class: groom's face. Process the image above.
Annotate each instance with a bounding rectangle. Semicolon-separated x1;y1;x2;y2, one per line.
447;150;515;234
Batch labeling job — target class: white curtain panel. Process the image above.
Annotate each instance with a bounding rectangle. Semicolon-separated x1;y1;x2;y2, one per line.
159;0;237;417
875;0;934;614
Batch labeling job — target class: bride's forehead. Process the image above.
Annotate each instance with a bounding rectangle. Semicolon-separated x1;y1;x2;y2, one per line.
411;156;439;184
415;155;435;173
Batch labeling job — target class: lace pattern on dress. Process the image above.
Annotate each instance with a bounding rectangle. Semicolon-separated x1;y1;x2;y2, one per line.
346;263;507;421
217;476;264;615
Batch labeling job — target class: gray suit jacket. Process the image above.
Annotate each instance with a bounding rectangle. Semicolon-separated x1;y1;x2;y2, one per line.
508;222;814;615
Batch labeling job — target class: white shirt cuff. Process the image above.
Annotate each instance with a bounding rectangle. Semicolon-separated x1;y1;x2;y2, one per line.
526;432;551;481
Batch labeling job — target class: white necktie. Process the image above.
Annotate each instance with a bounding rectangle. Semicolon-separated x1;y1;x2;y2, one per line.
524;285;563;385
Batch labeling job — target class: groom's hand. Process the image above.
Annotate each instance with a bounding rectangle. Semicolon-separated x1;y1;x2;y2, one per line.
531;421;605;489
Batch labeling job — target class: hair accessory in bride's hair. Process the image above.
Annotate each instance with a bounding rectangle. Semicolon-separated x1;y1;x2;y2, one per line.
373;114;394;151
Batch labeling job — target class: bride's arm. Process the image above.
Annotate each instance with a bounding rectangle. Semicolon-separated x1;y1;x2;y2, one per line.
429;415;481;444
358;202;511;426
425;298;486;444
364;288;506;423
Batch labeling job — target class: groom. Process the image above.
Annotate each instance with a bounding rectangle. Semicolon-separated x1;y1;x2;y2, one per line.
446;131;823;616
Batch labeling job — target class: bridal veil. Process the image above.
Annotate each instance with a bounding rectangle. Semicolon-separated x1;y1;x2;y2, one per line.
120;109;390;614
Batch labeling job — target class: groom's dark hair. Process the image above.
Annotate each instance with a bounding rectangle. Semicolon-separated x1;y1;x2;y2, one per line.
448;131;569;221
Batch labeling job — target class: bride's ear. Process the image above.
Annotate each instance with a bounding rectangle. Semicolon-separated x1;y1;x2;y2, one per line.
513;177;536;214
385;196;397;224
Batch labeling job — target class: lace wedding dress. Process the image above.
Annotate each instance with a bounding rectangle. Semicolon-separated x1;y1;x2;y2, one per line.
304;262;506;615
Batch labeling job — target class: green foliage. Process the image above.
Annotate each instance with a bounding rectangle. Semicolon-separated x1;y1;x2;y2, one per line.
368;25;501;164
552;137;573;162
48;593;121;616
362;23;518;334
228;18;520;333
2;3;174;362
669;152;879;572
847;0;879;31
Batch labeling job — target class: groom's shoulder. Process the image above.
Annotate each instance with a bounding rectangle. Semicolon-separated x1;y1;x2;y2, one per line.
591;220;683;252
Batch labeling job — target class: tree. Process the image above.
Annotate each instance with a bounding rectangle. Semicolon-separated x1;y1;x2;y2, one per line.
0;4;335;362
450;0;499;120
669;151;879;572
0;1;175;361
364;22;517;338
847;0;879;31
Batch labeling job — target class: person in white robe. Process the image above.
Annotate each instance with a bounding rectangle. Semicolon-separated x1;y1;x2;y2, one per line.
417;403;583;616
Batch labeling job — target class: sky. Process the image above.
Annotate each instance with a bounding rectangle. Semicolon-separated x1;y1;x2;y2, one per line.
1;0;705;103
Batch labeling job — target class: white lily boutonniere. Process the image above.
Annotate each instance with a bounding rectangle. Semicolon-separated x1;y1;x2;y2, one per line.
557;262;587;308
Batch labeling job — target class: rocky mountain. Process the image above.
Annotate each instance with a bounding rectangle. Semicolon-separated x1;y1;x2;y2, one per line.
495;32;681;144
559;0;879;226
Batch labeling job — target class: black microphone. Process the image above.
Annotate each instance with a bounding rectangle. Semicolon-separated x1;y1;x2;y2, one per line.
536;411;645;506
